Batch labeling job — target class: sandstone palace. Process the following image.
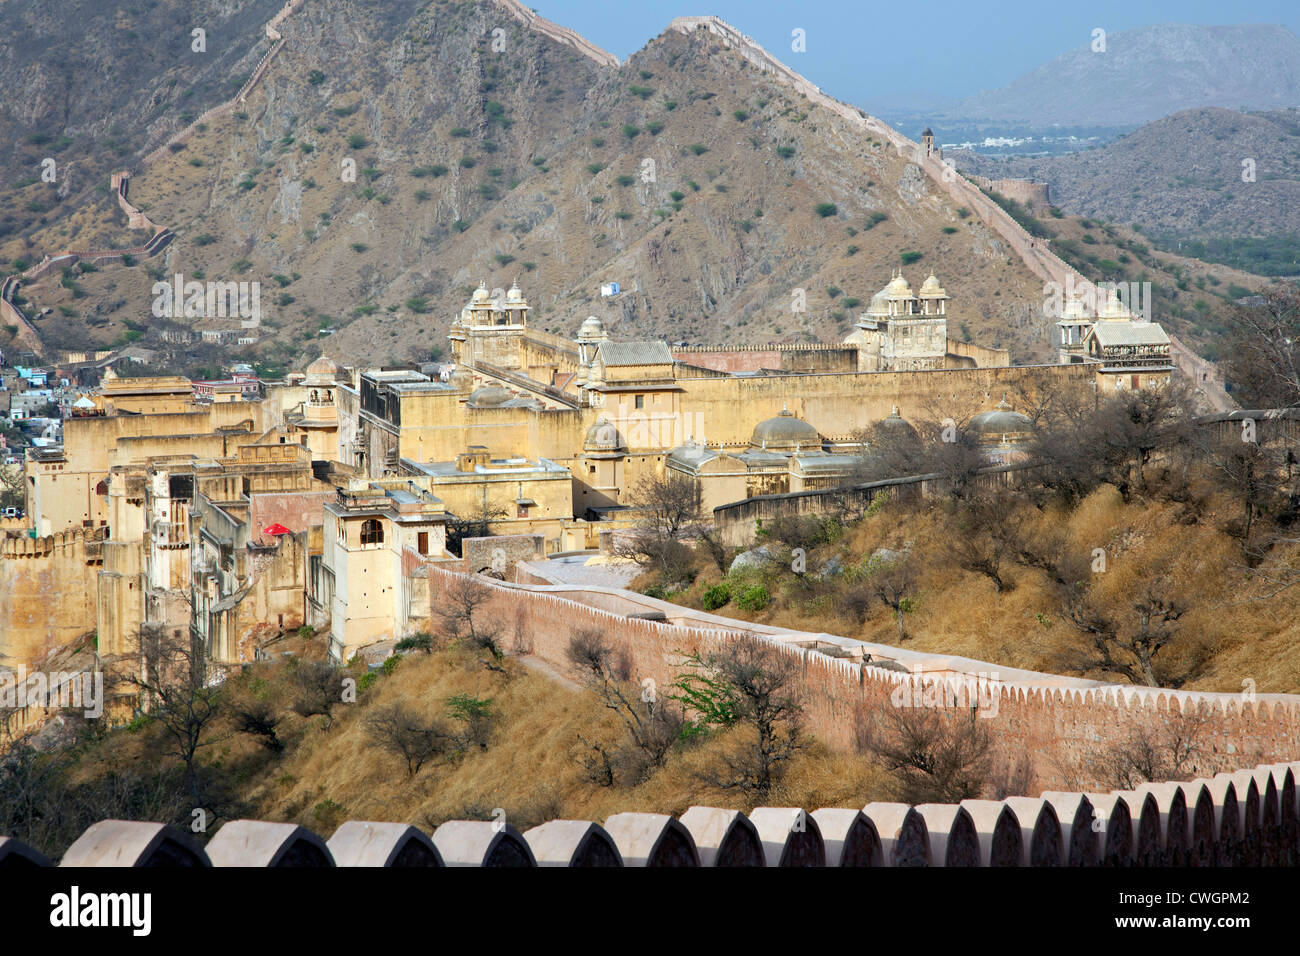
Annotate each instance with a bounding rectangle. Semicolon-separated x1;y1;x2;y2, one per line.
1;273;1170;680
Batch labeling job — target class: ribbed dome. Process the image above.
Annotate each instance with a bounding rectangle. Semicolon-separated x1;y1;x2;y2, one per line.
1060;296;1090;320
749;408;821;452
665;440;717;470
304;355;339;386
885;274;913;299
471;282;491;302
867;290;890;315
468;385;512;407
970;399;1033;442
584;417;624;453
505;282;525;304
918;273;947;298
306;355;338;375
1098;289;1133;319
578;316;605;339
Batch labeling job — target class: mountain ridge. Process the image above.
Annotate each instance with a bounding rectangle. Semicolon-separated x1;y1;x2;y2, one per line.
0;2;1266;377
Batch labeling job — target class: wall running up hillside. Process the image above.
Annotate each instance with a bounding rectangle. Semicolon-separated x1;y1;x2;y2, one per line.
666;17;1233;411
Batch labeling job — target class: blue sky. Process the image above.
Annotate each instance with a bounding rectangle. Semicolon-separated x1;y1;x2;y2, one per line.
530;0;1300;107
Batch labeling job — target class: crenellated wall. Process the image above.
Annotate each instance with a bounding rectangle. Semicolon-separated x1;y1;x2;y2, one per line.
6;760;1296;866
0;528;105;668
968;176;1051;210
428;566;1300;795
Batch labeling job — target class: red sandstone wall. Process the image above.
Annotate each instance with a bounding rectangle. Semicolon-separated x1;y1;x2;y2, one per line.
428;567;1300;793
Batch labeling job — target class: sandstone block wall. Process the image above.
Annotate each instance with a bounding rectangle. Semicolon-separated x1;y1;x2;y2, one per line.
0;529;105;669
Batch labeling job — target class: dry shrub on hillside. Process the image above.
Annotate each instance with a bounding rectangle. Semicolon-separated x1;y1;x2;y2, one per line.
566;627;688;786
1058;711;1213;791
856;703;993;804
690;636;805;800
437;573;505;663
365;703;454;778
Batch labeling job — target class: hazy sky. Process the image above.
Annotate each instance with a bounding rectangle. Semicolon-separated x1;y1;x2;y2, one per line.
530;0;1300;106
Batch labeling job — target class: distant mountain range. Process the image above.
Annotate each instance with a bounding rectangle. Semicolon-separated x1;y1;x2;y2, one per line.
936;23;1300;128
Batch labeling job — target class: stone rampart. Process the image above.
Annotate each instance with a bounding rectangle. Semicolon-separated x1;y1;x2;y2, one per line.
6;761;1294;865
428;565;1300;794
712;463;1036;546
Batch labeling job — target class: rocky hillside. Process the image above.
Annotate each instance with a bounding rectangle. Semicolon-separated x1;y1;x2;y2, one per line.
0;0;1075;369
0;1;1271;372
950;24;1300;127
952;108;1300;242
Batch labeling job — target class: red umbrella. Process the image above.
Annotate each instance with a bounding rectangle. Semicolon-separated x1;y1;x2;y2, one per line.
262;523;292;536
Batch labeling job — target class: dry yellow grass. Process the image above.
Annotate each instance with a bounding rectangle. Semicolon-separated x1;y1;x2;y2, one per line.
676;484;1300;694
200;645;895;834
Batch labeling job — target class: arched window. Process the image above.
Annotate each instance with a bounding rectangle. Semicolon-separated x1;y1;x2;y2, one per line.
360;518;384;546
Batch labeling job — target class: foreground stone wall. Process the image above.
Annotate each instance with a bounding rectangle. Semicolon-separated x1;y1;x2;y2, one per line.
428;567;1300;794
4;760;1296;866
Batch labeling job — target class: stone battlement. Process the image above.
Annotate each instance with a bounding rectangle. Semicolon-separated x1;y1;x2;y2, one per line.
673;343;857;353
428;566;1300;793
1;526;107;559
969;175;1051;209
3;760;1296;865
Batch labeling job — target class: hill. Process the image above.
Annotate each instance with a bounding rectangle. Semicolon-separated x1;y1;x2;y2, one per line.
949;23;1300;127
0;0;1099;369
952;108;1300;245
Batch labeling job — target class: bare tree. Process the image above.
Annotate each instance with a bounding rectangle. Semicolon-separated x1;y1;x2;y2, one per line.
858;704;993;804
866;554;917;643
227;692;283;753
288;659;345;729
438;574;505;664
445;501;509;558
128;625;227;805
1082;712;1208;789
615;472;705;585
1089;382;1195;499
1195;430;1284;554
630;471;704;537
693;636;804;799
0;464;24;511
365;703;452;778
1222;285;1300;408
1059;577;1201;687
566;628;686;785
945;490;1028;593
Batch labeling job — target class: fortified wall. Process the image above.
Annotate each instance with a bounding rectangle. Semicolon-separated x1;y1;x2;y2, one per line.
666;18;1088;300
2;764;1298;866
967;175;1051;210
671;362;1092;444
673;343;859;375
0;528;105;669
712;463;1036;546
428;566;1300;795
